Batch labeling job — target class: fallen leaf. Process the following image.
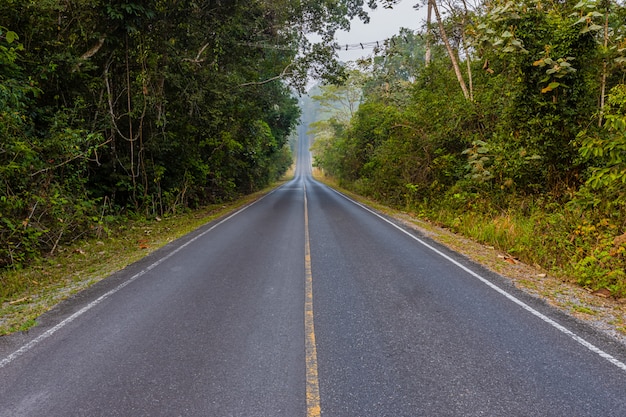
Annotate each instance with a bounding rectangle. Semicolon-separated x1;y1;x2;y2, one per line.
592;288;612;298
9;297;31;305
614;232;626;246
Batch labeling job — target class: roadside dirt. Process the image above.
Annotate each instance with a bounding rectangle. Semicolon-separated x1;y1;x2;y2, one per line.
394;211;626;346
3;175;625;346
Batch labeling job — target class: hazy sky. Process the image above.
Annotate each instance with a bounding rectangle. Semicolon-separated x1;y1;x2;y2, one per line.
335;1;427;62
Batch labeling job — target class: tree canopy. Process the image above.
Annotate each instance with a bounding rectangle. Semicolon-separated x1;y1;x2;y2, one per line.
0;0;389;268
308;0;626;296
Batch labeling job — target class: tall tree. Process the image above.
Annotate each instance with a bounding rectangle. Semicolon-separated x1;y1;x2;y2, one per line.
2;0;394;267
431;0;470;100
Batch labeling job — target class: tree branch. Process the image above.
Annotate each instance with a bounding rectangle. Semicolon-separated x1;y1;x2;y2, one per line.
30;138;112;177
239;63;294;87
182;42;211;64
72;37;106;72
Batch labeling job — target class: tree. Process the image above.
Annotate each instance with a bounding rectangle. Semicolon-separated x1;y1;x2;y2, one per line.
571;0;626;125
431;0;471;100
308;70;367;176
0;0;406;267
311;69;367;123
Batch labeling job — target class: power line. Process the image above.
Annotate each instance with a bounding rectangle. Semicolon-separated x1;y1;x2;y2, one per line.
335;32;418;51
236;41;296;51
335;40;384;51
237;32;416;53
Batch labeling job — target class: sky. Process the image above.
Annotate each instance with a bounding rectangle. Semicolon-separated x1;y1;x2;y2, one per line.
334;0;428;62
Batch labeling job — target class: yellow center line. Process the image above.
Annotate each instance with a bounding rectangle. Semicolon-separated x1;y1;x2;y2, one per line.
304;183;321;417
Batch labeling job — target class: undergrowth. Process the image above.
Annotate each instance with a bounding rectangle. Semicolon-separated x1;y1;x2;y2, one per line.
320;172;626;298
415;191;626;298
0;184;282;335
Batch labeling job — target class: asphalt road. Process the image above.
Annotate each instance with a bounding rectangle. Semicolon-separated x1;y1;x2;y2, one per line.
1;135;626;416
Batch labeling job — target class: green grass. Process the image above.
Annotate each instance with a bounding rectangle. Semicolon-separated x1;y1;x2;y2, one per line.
0;180;289;335
570;305;597;316
314;172;626;299
421;200;626;298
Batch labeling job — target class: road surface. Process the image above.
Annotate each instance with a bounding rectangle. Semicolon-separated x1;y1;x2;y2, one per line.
1;135;626;416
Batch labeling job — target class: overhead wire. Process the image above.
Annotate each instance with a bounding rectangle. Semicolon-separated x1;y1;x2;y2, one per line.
236;30;417;53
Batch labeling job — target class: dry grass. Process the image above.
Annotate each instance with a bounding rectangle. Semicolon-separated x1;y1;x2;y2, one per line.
311;171;626;344
0;182;286;335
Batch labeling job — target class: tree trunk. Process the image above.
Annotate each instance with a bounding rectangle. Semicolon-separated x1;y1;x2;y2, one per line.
460;0;473;101
598;7;609;127
125;36;138;208
425;0;432;67
431;0;470;100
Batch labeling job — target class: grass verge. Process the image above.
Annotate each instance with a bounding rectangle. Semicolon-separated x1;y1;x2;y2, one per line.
0;179;291;336
312;171;626;342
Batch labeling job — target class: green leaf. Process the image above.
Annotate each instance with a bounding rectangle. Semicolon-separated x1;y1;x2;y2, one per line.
5;31;17;44
541;82;560;93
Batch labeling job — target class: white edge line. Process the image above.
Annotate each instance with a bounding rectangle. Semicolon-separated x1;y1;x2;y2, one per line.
327;186;626;373
0;187;281;369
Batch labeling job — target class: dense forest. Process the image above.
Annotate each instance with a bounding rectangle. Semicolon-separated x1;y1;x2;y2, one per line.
3;0;626;299
0;0;393;269
309;1;626;296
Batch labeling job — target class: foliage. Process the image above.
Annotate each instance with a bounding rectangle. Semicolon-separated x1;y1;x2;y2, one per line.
579;84;626;195
309;0;626;296
0;190;275;329
1;0;389;268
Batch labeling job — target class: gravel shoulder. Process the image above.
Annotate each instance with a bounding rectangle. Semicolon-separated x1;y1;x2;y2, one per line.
312;170;626;348
392;210;626;347
3;176;625;348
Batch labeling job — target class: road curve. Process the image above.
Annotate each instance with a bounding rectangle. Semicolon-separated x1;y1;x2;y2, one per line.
1;134;626;416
